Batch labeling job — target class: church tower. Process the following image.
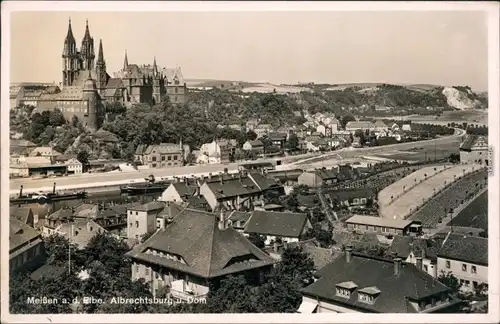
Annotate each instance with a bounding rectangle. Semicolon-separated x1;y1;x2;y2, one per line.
152;57;162;104
82;69;99;131
95;39;107;95
80;20;95;70
62;18;79;87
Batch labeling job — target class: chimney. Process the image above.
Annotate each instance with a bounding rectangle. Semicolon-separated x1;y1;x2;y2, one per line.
416;257;423;271
208;172;212;180
53;182;56;194
345;245;353;263
219;174;223;185
224;167;228;174
175;176;180;183
218;209;228;230
283;241;288;250
394;257;402;276
19;185;23;197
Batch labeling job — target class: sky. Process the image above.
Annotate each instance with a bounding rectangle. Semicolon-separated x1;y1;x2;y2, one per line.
9;10;489;90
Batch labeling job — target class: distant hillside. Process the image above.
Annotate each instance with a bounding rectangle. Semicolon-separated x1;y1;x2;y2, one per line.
442;86;487;110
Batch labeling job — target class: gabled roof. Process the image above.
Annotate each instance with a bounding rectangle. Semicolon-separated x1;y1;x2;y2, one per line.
345;215;413;230
228;211;252;223
389;236;441;261
247;172;281;191
126;209;276;278
438;233;488;266
10;218;41;254
10;207;32;224
301;254;452;313
171;183;197;197
204;176;262;199
345;121;374;129
143;143;182;155
57;219;106;249
244;210;309;238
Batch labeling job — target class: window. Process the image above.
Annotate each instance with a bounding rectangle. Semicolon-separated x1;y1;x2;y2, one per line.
424;265;428;272
130;222;133;227
471;266;477;274
446;261;450;268
175;87;178;93
336;288;351;298
358;293;374;304
136;212;138;216
135;221;139;228
161;156;165;161
152;156;157;162
135;264;139;272
168;163;172;166
167;156;172;161
174;156;178;160
145;268;149;276
462;264;467;272
464;280;470;287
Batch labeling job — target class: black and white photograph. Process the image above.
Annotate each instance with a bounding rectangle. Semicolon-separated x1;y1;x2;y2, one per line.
1;1;499;323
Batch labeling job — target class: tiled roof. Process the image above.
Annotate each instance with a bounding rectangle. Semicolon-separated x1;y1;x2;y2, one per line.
460;135;488;151
57;219;106;249
126;208;276;278
10;207;32;224
184;196;209;210
268;132;287;141
248;140;264;147
228;211;252;223
248;172;281;191
143;143;182;155
129;201;167;212
301;254;452;313
40;86;83;100
47;207;74;221
10;140;37;148
171;183;197;198
9;218;41;253
244;210;309;238
389;236;441;261
205;176;262;199
106;78;123;88
438;234;488;266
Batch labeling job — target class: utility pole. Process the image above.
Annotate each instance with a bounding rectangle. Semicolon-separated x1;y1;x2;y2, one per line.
68;224;73;276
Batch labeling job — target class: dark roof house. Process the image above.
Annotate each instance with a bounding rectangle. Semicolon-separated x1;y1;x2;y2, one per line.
244;210;310;238
437;233;488;266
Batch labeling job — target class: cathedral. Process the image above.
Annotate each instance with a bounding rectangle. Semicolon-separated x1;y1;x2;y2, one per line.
35;19;187;131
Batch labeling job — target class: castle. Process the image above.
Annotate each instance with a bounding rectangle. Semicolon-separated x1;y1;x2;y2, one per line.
31;19;187;131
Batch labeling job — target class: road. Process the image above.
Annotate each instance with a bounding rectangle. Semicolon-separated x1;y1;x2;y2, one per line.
9;128;465;194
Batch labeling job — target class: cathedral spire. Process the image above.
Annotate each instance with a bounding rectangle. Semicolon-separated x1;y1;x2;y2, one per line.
97;39;104;64
83;19;92;41
65;18;75;42
153;56;158;76
123;50;129;70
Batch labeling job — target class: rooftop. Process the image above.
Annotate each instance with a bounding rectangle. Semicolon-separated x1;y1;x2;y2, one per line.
126;208;276;278
244;210;309;238
345;215;414;230
438;233;488;266
301;253;452;313
10;218;41;255
460;135;488;151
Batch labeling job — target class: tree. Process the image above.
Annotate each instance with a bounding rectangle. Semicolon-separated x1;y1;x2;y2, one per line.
44;233;85;270
287;133;299;151
275;246;316;287
77;150;90;165
205;275;256;313
246;130;258;141
247;233;266;249
340;115;356;129
438;271;461;294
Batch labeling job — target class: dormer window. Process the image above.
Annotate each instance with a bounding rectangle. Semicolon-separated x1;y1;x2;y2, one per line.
335;281;357;298
357;286;380;305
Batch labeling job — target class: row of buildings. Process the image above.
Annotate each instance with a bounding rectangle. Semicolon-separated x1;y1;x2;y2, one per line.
10;19;188;130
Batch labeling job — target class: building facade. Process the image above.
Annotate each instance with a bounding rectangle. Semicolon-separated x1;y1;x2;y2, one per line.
135;143;184;168
459;135;488;165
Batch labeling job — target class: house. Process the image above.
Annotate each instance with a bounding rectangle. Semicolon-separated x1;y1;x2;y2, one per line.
127;201;168;241
199;173;272;211
65;158;83;174
330;136;348;149
242;140;264;153
344;215;422;237
254;124;272;138
9;217;46;273
126;209;276;299
199;139;237;164
328;188;376;207
298;169;338;187
267;132;287;149
11;207;35;227
263;239;339;268
228;211;252;232
10;156;68;177
298;247;462;313
436;233;488;294
160;182;210;211
459;135;488;165
10;139;37;156
134;143;184;168
267;169;303;186
28;146;62;162
243;210;312;245
345;121;374;132
56;219;106;249
304;141;321;152
389;235;442;278
391;123;400;132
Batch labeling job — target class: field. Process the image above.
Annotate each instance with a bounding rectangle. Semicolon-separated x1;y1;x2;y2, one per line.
449;191;488;231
